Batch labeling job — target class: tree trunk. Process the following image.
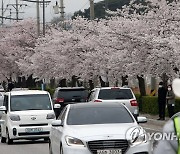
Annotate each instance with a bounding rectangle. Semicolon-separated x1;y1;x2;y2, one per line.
121;75;128;87
150;77;156;96
71;75;77;87
88;80;94;90
99;76;106;87
22;76;26;88
59;79;67;87
137;75;146;96
50;78;56;88
161;73;168;88
26;75;36;88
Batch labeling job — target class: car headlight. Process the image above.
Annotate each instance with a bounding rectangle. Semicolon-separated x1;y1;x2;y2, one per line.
126;126;147;147
65;136;85;147
46;113;56;119
9;114;20;121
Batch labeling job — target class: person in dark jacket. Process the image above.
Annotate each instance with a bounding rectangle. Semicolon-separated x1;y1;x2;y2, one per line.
154;78;180;154
166;84;175;118
157;82;167;120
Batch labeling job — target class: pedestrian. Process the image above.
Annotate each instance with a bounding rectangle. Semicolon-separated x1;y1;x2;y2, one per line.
157;81;167;120
166;84;175;118
154;78;180;154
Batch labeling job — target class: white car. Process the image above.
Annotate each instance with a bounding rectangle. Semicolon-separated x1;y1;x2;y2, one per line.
88;87;139;117
0;90;59;144
49;103;152;154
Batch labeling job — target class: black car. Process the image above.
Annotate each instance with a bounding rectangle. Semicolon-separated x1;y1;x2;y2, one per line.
52;87;89;118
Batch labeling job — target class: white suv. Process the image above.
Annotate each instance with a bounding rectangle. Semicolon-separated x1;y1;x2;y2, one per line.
0;90;57;144
88;87;139;117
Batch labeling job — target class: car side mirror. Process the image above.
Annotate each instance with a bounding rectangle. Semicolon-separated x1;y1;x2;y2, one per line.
52;120;63;127
54;104;61;109
0;106;6;111
137;117;147;123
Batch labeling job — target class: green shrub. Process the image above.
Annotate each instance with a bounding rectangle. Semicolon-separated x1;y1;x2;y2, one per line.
139;96;180;115
141;96;158;115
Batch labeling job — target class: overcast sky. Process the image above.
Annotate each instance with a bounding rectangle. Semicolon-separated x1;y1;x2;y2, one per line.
2;0;102;23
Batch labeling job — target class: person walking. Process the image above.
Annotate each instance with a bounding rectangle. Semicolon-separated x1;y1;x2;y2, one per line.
166;84;175;118
157;81;167;120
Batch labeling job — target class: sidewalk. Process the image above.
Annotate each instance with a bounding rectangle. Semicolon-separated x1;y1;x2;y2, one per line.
139;114;170;132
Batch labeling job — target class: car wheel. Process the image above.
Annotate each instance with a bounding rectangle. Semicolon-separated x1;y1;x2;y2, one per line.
60;144;63;154
1;137;6;143
6;129;13;144
49;142;53;154
44;137;49;142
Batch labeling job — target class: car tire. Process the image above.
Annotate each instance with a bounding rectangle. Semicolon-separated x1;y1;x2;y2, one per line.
44;137;49;142
1;136;6;143
49;142;53;154
60;144;63;154
6;129;13;145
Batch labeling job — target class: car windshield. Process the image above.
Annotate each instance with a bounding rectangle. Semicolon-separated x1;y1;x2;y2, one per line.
67;106;134;125
58;89;88;102
98;89;133;100
10;94;52;111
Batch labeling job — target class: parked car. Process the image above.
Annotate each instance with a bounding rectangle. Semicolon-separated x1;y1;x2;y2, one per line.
49;103;151;154
52;87;89;118
0;90;60;144
88;87;139;117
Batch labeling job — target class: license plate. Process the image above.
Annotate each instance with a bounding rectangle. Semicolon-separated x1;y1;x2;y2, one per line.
25;128;43;133
97;149;122;154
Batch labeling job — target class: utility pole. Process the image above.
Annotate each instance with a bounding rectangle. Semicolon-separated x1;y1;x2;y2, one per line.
21;0;51;36
16;0;19;21
105;0;108;17
60;0;65;22
42;0;45;36
36;0;40;36
89;0;94;20
1;0;4;25
7;0;27;22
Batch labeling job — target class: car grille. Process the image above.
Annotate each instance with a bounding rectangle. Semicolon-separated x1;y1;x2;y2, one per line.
88;139;129;154
19;123;48;127
18;131;49;136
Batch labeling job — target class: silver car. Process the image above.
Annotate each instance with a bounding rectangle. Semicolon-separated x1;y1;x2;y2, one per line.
0;92;4;119
49;103;151;154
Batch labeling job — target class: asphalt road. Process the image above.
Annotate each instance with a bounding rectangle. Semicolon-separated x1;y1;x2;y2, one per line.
0;139;49;154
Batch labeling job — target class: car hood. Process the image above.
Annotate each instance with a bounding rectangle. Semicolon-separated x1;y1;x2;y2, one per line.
64;123;138;141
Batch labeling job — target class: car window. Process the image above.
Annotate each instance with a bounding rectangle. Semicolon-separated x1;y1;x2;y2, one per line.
67;106;134;125
98;89;133;100
10;94;52;111
58;89;88;102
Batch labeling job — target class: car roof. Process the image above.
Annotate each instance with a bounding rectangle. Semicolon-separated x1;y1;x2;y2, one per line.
5;90;49;96
93;87;131;90
70;102;124;109
56;87;86;90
